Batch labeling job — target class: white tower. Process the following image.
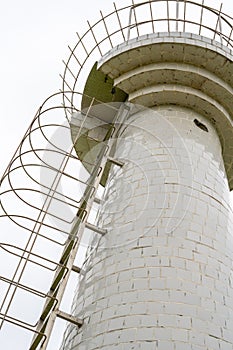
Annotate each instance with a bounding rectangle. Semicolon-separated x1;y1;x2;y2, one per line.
0;1;233;350
61;1;233;350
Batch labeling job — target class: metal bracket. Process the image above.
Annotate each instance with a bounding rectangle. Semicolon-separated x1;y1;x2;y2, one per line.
71;265;81;273
85;222;107;235
56;310;83;327
107;156;124;167
93;197;102;204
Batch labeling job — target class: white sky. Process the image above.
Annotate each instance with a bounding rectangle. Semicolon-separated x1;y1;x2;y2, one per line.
1;0;233;178
0;0;118;176
0;0;233;349
1;0;233;182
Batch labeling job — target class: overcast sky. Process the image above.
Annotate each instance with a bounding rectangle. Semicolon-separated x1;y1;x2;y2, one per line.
0;0;118;176
1;0;233;176
0;1;233;349
1;0;233;175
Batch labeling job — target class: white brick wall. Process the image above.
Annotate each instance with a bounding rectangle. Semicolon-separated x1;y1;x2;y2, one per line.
62;105;233;350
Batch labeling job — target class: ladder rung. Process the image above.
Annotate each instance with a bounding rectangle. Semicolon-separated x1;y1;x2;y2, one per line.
85;222;107;235
56;310;83;327
72;265;81;273
107;156;124;167
94;197;102;204
29;105;131;348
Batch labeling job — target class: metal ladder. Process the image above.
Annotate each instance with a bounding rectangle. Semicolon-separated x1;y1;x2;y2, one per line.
29;102;130;349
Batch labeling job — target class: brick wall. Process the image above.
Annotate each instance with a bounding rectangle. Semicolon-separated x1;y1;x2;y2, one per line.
63;105;233;350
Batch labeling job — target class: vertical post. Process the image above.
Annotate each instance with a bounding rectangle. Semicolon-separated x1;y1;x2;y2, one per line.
176;0;179;32
183;0;186;32
218;3;223;44
132;0;140;38
199;0;204;35
214;2;223;43
114;2;126;41
127;7;133;40
167;0;170;32
149;0;155;33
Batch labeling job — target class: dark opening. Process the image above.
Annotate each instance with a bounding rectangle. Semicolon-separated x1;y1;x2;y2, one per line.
193;119;208;132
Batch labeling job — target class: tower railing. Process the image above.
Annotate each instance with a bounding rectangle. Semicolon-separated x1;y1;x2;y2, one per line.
62;0;233;117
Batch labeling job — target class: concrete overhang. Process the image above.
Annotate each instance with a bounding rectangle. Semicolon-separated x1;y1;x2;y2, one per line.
95;32;233;190
71;63;127;186
73;32;233;189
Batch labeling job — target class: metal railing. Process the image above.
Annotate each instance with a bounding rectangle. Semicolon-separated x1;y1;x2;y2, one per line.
62;0;233;116
1;0;233;348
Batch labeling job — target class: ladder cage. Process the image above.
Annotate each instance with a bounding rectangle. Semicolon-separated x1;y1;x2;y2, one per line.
0;89;126;349
1;0;233;348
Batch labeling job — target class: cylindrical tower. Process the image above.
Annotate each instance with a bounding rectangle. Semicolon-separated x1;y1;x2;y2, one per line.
61;1;233;349
2;1;233;349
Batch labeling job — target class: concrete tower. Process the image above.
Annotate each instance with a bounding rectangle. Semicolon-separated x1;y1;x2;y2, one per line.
61;1;233;349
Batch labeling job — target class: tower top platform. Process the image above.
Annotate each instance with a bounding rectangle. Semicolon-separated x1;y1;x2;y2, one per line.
96;32;233;189
62;0;233;189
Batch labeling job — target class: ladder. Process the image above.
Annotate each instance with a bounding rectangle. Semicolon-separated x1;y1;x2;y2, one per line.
29;102;130;349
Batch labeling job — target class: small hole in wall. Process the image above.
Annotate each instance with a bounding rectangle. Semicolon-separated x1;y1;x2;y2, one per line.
193;119;208;132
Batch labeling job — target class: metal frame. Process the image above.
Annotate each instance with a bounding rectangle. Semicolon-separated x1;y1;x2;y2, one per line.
1;0;233;348
0;91;122;348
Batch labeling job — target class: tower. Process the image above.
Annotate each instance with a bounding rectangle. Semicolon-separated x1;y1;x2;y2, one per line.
0;1;233;350
61;1;233;349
